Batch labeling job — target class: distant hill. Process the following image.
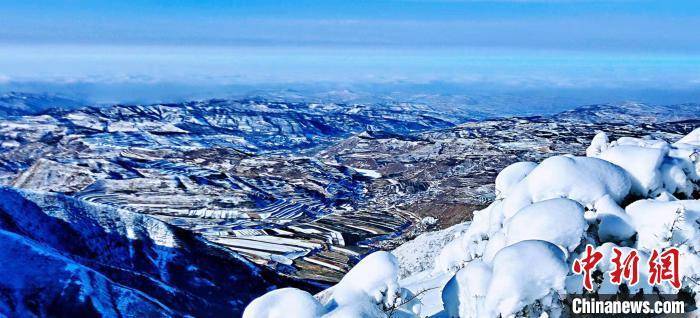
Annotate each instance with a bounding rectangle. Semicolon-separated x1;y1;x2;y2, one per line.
0;92;85;117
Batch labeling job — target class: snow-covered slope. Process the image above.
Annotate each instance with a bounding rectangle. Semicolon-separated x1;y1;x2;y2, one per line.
244;127;700;317
0;186;309;317
392;222;471;279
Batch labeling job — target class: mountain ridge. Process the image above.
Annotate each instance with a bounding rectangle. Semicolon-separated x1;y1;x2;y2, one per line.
0;186;318;317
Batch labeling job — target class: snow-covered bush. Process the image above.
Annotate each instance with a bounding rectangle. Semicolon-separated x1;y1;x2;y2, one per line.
593;194;636;243
495;161;537;199
486;240;569;317
243;251;421;318
502;155;632;218
243;288;324;318
627;199;700;252
441;260;492;317
430;128;700;317
504;198;586;252
589;131;700;198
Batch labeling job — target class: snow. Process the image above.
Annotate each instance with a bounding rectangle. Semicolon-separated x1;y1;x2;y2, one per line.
244;251;419;317
626;199;700;252
675;127;700;146
66;112;104;131
320;251;405;316
585;131;610;157
501;155;631;220
434;202;502;272
399;271;451;316
421;216;438;226
352;167;383;179
484;240;569;317
593;194;636;243
495;161;537;199
428;129;699;316
589;133;700;198
243;288;323;318
392;222;470;278
434;156;631;273
441;260;492;317
0;187;279;317
0;229;174;317
598;145;667;196
505;198;586;252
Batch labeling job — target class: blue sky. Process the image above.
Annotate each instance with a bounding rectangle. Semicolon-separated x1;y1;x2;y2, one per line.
1;0;699;104
3;0;700;51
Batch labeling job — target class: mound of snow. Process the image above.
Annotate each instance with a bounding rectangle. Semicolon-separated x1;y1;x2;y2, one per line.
586;131;610;157
495;161;537;199
243;288;323;318
427;128;699;316
246;251;420;318
626;199;700;252
330;251;400;306
441;260;492;317
598;145;667;196
594;194;636;243
676;127;700;146
502;155;631;220
505;198;586;252
392;222;470;278
589;133;700;198
484;240;569;317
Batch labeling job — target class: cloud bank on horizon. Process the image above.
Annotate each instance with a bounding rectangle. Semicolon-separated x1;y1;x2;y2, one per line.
1;0;699;102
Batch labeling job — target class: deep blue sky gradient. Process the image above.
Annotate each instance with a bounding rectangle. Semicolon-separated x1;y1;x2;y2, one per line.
2;0;700;51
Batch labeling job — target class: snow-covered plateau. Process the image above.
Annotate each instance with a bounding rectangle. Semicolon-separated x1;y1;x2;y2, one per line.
245;127;700;317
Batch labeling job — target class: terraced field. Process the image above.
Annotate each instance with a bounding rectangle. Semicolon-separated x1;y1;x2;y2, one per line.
1;94;697;282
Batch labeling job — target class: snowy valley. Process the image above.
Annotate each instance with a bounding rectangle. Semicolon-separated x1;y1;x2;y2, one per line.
247;125;700;318
0;92;698;317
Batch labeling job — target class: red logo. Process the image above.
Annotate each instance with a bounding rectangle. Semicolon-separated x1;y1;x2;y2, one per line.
573;245;681;291
573;245;603;291
610;247;639;286
648;248;681;289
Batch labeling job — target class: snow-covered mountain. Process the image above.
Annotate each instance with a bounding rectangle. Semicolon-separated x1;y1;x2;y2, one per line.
0;94;477;282
1;93;699;317
0;186;315;317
